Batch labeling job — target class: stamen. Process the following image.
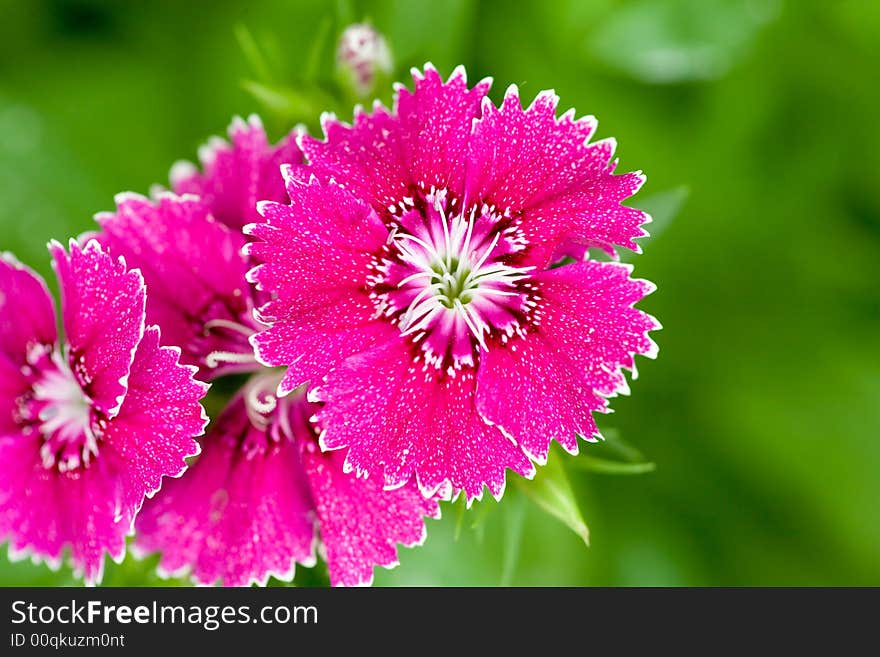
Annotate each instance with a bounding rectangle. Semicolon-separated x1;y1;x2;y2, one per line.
205;350;259;369
372;189;537;370
204;318;255;337
28;350;98;472
455;299;488;351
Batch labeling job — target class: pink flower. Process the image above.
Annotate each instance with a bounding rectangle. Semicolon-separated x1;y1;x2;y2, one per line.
98;116;300;379
0;241;208;584
247;65;660;501
169;115;303;232
134;373;439;587
97;192;260;379
97;126;440;586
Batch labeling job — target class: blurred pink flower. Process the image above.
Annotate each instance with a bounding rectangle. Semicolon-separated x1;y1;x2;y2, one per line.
135;374;439;587
170;114;303;232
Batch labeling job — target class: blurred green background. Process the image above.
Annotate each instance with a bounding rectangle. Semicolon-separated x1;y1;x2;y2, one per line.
1;0;878;586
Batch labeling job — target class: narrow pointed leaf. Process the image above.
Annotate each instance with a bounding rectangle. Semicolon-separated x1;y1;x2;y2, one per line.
639;185;689;241
235;25;273;83
304;17;333;83
515;455;589;547
570;455;656;475
499;494;526;586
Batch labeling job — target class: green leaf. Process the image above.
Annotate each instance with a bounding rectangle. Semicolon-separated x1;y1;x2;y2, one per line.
241;80;334;128
570;428;657;475
639;185;689;241
598;428;651;462
303;17;333;83
588;0;781;84
515;455;589;547
499;494;526;586
453;493;467;541
235;24;274;84
570;454;656;475
468;496;498;546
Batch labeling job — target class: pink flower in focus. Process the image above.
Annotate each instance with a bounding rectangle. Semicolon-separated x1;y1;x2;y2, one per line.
247;66;660;501
0;241;208;584
134;374;439;587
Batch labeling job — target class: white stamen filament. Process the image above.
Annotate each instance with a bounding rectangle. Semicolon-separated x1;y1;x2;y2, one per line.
390;198;533;351
205;350;259;369
31;351;97;471
204;318;255;337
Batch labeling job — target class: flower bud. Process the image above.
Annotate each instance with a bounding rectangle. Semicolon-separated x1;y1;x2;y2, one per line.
336;23;392;97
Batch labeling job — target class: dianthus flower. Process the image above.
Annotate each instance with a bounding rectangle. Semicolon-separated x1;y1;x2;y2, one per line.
247;65;660;501
99;117;439;586
134;373;439;586
0;241;208;583
170;114;303;232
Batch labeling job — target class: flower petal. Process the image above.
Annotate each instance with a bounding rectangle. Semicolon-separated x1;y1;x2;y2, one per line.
134;396;315;587
101;325;207;526
0;432;127;585
49;239;145;419
466;87;648;266
97;193;253;377
476;260;659;463
476;333;605;462
302;443;439;587
395;64;492;199
171;115;302;231
246;179;392;395
0;252;57;362
318;339;535;501
300;64;491;211
0;254;57;434
0;253;206;585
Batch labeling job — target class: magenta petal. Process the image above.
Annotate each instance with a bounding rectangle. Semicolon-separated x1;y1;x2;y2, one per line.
0;357;25;437
536;261;659;395
394;64;491;198
0;249;206;585
97;193;252;376
535;165;648;262
476;335;604;463
302;445;439;587
171;115;303;231
0;433;128;584
245;178;388;305
477;260;659;463
466;87;648;266
318;339;535;501
251;296;397;396
246;179;392;394
101;326;207;524
300;65;490;210
135;397;315;587
0;254;57;434
0;252;57;362
299;104;407;213
49;239;145;419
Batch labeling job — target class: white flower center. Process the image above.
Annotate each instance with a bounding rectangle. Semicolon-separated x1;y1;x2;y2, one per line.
370;188;540;372
30;350;97;472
